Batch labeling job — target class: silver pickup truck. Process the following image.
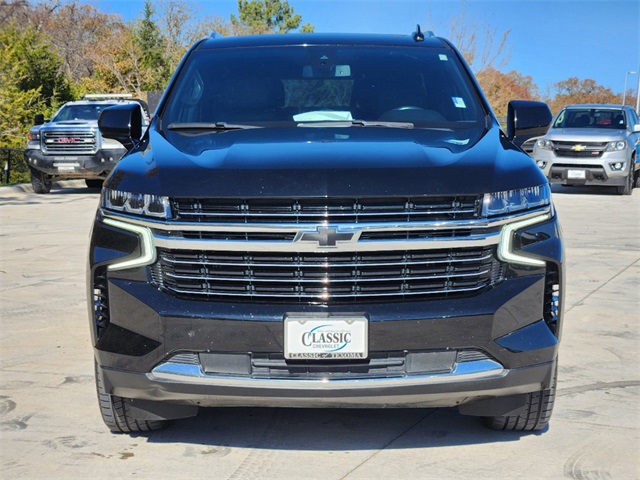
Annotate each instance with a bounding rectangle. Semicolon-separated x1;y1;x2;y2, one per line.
532;104;640;195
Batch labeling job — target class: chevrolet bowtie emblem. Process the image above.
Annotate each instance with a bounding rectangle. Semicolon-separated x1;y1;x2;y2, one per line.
571;144;587;151
294;227;355;247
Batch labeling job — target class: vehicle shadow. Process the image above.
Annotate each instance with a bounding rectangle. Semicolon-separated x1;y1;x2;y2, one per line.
143;406;543;450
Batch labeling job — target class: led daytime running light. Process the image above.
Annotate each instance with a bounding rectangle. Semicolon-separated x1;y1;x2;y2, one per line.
103;218;156;271
497;213;550;267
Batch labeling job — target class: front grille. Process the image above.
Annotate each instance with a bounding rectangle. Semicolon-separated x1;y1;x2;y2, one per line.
552;141;606;158
150;247;504;303
171;196;483;224
42;130;97;154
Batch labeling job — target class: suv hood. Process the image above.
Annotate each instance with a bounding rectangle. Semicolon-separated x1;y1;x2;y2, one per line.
545;128;626;142
107;125;547;197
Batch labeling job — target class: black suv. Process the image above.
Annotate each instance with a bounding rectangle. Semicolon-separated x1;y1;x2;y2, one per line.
89;29;563;433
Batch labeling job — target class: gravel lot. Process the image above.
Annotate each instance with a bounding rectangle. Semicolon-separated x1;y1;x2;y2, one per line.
1;181;638;479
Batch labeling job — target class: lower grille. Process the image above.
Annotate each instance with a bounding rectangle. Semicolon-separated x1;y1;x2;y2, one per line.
158;349;494;379
150;247;504;303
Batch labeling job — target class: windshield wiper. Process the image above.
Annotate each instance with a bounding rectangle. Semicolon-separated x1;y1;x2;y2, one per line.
297;120;414;129
166;122;262;131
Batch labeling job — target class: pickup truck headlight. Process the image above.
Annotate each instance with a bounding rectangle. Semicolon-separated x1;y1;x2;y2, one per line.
482;184;551;217
27;131;41;141
536;139;553;150
102;188;171;219
605;141;626;151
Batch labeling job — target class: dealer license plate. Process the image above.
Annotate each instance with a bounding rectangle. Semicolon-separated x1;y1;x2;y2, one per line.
567;169;586;179
284;316;368;360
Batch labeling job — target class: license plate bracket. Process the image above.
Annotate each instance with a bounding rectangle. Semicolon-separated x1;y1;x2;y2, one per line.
284;316;368;360
567;169;586;179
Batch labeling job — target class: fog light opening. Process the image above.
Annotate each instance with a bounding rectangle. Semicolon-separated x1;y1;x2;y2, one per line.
609;162;624;171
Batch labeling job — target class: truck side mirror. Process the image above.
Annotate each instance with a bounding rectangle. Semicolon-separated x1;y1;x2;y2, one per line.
506;100;552;148
98;104;143;151
34;114;45;126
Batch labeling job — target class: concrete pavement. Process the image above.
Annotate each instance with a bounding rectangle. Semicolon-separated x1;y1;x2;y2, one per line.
1;182;638;479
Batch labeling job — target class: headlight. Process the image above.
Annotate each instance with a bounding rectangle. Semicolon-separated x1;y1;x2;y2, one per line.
482;184;551;217
102;188;171;219
27;131;40;141
605;141;626;151
536;139;553;150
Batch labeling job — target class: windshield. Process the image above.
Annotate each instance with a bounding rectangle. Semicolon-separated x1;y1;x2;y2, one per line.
553;108;627;129
52;104;119;122
161;45;486;129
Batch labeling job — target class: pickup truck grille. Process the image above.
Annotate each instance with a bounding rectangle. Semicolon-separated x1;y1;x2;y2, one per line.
171;196;483;223
150;246;503;303
42;130;97;154
552;141;606;158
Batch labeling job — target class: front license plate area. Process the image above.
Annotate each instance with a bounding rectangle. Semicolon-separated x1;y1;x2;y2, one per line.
567;169;586;179
284;316;368;360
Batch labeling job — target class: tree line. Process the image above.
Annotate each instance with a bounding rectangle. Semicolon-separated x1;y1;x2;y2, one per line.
0;0;635;151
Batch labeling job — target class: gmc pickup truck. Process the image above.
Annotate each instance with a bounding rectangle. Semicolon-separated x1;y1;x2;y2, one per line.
89;28;564;433
25;94;148;193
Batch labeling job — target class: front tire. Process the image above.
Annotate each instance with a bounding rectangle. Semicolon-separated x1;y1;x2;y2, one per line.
617;162;635;195
30;168;52;194
484;364;557;432
95;362;169;433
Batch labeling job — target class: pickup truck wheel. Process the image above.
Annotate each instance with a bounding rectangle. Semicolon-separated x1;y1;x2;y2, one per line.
30;168;52;194
484;364;557;432
617;163;634;195
85;179;104;189
95;362;169;433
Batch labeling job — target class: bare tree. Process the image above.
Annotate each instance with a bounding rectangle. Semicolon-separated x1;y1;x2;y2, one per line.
428;4;511;73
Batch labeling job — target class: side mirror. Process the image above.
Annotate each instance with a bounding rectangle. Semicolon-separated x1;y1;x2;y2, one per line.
507;100;552;148
34;114;45;126
98;104;142;151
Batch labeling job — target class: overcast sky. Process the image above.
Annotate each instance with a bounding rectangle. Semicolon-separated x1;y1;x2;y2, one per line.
91;0;640;95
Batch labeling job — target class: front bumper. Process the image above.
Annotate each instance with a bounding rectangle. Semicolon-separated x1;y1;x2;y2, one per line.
88;210;564;412
24;147;126;179
100;357;556;409
534;149;631;186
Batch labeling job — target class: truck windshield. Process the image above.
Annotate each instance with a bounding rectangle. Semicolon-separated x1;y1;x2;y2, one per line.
553;108;627;129
52;104;117;122
161;45;486;129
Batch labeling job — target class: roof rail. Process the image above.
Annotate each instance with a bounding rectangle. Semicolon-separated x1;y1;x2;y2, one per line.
83;94;134;100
